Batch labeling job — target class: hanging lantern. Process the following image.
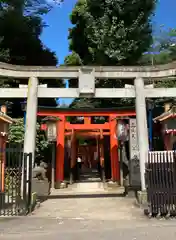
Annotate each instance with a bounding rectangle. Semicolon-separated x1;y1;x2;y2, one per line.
116;120;128;141
42;116;59;142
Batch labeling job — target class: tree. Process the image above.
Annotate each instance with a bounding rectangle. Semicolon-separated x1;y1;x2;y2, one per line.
66;0;156;108
0;0;57;16
0;1;58;66
68;0;156;65
139;27;176;106
70;98;99;108
154;29;176;104
0;0;63;116
140;27;176;66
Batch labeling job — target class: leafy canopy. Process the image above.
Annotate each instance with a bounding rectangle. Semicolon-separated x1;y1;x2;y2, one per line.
67;0;156;66
0;0;63;115
66;0;156;108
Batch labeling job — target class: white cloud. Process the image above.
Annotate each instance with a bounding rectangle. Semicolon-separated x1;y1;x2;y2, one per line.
46;0;63;3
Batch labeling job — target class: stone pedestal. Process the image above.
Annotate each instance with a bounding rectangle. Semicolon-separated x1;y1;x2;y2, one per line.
32;179;50;197
55;181;67;189
106;181;120;189
137;190;148;207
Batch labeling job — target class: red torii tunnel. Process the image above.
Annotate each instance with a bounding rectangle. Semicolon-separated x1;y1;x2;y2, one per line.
37;107;136;187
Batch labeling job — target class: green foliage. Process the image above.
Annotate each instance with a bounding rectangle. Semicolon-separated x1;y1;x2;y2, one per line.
0;0;54;16
70;98;98;109
140;27;176;66
35;122;49;161
8;118;24;143
0;0;63;114
140;27;176;105
68;0;156;66
8;118;49;162
0;1;58;66
147;28;176;88
66;0;156;108
64;52;82;66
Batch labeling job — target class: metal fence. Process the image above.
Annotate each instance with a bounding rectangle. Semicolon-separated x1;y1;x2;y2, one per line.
145;151;176;217
0;144;32;216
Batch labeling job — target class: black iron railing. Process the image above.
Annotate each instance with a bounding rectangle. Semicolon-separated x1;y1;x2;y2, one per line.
0;144;32;216
145;151;176;217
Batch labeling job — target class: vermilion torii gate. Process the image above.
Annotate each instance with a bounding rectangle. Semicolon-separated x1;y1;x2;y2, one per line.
38;107;136;187
0;62;176;191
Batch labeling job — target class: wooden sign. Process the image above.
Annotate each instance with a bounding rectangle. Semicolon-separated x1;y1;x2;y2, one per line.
129;118;141;187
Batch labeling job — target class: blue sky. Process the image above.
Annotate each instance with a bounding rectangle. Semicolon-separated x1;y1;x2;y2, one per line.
41;0;176;105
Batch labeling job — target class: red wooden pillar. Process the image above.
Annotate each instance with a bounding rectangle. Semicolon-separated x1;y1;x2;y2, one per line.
100;129;104;168
110;115;119;182
0;135;6;192
71;130;77;169
70;130;77;183
55;115;65;188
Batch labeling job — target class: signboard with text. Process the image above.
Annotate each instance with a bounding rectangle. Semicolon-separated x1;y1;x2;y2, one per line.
129;118;141;187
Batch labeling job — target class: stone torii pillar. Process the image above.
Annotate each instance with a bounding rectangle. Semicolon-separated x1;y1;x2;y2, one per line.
134;78;149;191
23;76;38;167
21;76;38;197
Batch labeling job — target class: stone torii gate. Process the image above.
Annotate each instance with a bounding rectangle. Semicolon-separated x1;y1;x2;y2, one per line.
0;61;176;191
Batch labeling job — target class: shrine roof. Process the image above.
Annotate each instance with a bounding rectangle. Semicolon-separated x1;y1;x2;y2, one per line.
153;106;176;122
0;111;13;124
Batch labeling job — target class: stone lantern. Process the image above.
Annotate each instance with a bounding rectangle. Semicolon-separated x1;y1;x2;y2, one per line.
41;116;60;189
116;120;128;141
42;116;59;142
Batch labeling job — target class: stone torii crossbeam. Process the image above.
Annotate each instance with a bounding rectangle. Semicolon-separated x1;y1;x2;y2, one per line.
0;61;176;191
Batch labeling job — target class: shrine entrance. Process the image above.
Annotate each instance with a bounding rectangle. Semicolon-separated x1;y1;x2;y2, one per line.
38;107;136;189
68;133;103;183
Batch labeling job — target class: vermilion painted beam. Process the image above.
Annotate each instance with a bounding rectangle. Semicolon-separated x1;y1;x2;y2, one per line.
40;122;110;132
65;132;110;136
65;122;110;130
37;110;136;117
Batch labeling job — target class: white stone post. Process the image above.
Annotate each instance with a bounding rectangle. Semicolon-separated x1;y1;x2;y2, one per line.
23;77;38;163
134;78;149;191
22;77;38;196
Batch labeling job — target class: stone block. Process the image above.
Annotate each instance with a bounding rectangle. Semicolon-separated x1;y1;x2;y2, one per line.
137;190;148;207
60;182;67;189
55;181;68;189
32;179;50;197
106;181;120;189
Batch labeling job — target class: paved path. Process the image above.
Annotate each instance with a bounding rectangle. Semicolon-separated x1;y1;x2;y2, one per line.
31;195;142;220
1;195;176;239
1;214;176;240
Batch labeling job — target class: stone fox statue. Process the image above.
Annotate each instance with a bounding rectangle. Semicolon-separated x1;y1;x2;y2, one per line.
32;161;48;180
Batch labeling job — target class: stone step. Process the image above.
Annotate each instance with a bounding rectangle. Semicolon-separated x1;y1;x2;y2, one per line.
50;186;125;196
71;182;104;192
